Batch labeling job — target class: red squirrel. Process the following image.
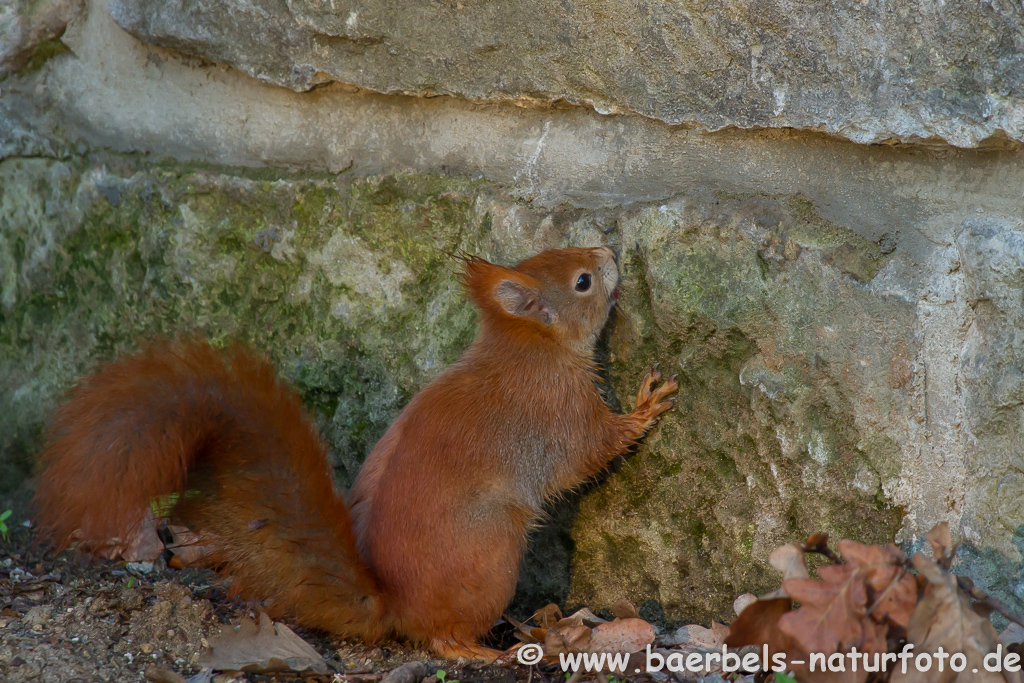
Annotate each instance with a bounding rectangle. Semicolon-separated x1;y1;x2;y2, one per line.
34;246;678;660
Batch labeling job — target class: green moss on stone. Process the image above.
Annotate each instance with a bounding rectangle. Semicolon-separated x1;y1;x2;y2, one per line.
15;37;70;77
567;196;906;624
788;196;888;283
0;158;492;492
1;159;910;625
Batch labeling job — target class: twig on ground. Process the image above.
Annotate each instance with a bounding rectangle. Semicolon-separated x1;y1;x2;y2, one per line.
957;576;1024;630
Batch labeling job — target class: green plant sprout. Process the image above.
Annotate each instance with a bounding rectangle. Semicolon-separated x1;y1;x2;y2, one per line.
150;493;180;517
0;510;11;541
435;669;459;683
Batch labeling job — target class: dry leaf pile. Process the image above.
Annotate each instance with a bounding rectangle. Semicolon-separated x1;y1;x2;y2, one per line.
509;600;657;681
725;523;1024;683
98;508;210;568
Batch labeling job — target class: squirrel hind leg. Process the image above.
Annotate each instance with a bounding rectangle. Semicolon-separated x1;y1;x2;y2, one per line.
428;638;504;662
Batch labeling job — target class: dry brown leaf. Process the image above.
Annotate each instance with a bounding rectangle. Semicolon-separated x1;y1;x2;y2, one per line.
838;539;918;628
533;603;563;629
106;509;164;562
783;618;888;683
199;612;327;674
609;598;640;620
522;604;652;665
587;618;655;654
759;542;812;603
561;623;593;650
554;609;593;630
805;533;831;553
547;621;591;659
780;618;889;683
724;597;792;649
734;593;758;617
770;542;811;582
504;613;539;644
780;563;869;656
544;622;591;657
926;521;954;568
725;597;812;681
673;624;722;648
710;621;730;644
890;553;1005;683
165;525;211;567
562;607;606;627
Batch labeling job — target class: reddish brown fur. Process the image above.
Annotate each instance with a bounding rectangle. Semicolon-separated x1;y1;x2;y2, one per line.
34;341;387;639
34;247;677;660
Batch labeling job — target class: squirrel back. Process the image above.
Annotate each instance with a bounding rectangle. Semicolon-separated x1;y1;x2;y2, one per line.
34;247;677;660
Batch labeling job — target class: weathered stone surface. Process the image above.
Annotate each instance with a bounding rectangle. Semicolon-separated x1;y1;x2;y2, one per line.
567;196;911;622
25;1;1024;212
0;0;80;78
0;160;488;491
103;0;1024;147
1;149;1021;623
4;0;1024;627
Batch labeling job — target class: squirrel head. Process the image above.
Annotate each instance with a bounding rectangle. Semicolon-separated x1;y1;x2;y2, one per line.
462;246;619;355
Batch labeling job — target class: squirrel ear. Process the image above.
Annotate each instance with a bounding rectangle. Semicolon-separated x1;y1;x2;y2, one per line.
494;280;555;325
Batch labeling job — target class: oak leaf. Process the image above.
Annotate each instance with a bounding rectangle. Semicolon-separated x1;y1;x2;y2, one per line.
724;596;793;650
926;522;957;569
532;603;562;629
889;553;1004;683
199;612;327;674
838;540;918;629
780;563;868;656
587;618;655;654
771;543;812;582
734;593;758;616
609;598;640;620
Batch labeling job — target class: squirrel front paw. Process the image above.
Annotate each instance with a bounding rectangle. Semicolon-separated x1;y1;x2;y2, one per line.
626;365;679;436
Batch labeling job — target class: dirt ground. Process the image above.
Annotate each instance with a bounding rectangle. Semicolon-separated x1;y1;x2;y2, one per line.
0;500;533;683
2;494;720;683
1;481;755;683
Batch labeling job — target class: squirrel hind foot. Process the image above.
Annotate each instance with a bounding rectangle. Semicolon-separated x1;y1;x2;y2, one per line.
428;638;504;662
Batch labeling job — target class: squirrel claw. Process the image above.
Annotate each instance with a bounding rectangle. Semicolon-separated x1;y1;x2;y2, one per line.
637;365;664;404
629;366;680;435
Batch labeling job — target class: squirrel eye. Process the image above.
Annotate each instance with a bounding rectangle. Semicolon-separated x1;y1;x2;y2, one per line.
575;273;592;292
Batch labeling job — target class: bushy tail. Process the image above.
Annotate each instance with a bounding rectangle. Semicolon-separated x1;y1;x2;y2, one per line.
34;339;389;640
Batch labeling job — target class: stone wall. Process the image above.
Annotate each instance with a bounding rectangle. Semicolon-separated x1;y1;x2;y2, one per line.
3;0;1024;624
